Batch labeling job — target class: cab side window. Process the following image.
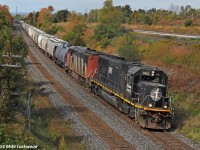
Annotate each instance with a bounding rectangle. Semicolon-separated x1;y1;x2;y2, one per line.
134;75;139;84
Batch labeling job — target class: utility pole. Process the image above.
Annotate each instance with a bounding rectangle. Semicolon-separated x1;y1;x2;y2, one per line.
27;91;32;132
16;6;18;16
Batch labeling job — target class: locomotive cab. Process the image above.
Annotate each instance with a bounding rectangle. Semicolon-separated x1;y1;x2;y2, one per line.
126;66;174;129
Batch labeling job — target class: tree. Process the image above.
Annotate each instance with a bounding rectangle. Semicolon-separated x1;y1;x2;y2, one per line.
0;5;13;27
143;15;153;25
63;23;86;46
103;0;113;9
35;11;39;22
179;5;192;18
36;6;54;30
87;9;99;23
67;11;85;25
0;10;27;121
169;4;179;14
118;33;141;61
26;13;34;25
115;5;132;23
94;0;124;48
45;25;64;35
123;4;132;16
53;9;69;23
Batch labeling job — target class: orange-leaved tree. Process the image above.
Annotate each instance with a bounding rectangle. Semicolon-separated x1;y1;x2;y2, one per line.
36;5;54;30
0;5;13;27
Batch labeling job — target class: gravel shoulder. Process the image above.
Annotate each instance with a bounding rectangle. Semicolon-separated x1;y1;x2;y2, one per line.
26;57;109;150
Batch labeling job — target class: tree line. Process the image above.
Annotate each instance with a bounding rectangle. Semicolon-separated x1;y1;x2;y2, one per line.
24;1;141;61
0;4;30;145
24;0;200;61
26;1;200;27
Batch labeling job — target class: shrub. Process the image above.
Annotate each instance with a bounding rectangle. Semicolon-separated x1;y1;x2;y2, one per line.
58;136;68;150
63;24;86;46
94;23;124;48
118;33;141;61
45;25;64;35
144;15;153;25
184;20;193;27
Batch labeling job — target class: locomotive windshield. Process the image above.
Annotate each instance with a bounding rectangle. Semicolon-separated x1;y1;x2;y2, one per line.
141;75;160;83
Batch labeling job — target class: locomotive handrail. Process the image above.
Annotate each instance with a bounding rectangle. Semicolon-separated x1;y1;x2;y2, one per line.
94;73;125;97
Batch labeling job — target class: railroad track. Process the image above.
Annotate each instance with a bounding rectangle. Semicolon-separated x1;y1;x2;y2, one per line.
16;24;136;150
147;130;196;150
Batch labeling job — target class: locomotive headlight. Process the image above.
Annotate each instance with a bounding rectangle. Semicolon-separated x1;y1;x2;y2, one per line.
149;103;153;108
164;102;168;109
152;71;155;76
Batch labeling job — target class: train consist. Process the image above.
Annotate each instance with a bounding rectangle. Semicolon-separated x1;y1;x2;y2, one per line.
21;21;174;129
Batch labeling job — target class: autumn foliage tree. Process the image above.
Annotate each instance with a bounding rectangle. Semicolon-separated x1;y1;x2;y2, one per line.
53;9;69;23
63;11;86;45
36;6;54;30
0;5;12;26
118;33;141;61
94;0;124;48
0;4;28;122
26;12;34;25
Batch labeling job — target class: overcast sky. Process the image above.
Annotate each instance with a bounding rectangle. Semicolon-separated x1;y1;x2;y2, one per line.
1;0;200;14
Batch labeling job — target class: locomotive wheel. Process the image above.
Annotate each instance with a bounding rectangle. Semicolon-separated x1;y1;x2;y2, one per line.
122;102;129;115
94;85;98;95
68;69;72;75
117;98;123;112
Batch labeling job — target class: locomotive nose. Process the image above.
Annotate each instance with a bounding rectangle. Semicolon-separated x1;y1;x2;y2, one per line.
137;81;166;101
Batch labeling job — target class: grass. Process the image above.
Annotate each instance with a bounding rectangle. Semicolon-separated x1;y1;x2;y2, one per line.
178;114;200;144
29;88;85;149
172;92;200;144
1;76;85;149
123;24;200;35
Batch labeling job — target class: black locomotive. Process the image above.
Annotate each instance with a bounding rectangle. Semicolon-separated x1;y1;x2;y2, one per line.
91;55;174;129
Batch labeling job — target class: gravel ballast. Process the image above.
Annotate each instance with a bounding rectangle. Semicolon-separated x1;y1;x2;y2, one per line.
26;58;109;150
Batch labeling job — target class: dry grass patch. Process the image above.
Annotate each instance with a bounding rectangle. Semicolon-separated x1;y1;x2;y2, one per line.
178;114;200;144
33;95;51;110
123;24;200;35
48;119;74;137
31;90;85;149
